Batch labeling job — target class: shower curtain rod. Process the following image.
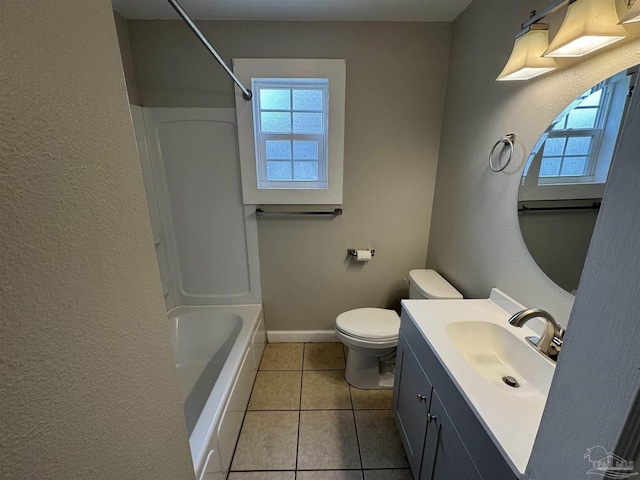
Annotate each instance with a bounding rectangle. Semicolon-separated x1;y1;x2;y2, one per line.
166;0;253;100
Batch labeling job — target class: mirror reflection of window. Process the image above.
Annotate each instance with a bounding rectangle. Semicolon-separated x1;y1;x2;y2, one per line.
542;87;608;180
523;67;636;189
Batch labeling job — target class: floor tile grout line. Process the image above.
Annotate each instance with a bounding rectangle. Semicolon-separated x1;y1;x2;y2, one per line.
248;408;354;412
344;338;361;477
347;373;366;473
229;467;411;472
295;343;306;473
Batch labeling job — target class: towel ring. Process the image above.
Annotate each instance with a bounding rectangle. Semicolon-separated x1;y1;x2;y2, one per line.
489;133;515;172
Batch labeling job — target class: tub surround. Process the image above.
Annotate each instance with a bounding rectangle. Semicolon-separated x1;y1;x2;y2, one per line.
132;107;262;310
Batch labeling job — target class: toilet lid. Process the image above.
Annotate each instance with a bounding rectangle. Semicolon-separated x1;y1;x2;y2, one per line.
336;308;400;341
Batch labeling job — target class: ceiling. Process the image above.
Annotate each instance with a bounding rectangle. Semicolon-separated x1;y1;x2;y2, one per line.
111;0;473;22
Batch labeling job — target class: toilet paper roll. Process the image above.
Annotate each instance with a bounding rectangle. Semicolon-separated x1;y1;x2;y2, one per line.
356;249;372;262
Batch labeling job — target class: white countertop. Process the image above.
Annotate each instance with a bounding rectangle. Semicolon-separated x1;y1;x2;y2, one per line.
401;289;556;478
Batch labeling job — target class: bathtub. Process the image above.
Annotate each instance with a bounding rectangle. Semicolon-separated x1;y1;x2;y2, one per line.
167;304;265;480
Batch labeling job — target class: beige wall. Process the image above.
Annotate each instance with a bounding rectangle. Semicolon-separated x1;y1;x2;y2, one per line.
0;2;193;478
113;11;140;105
127;20;452;330
428;0;640;325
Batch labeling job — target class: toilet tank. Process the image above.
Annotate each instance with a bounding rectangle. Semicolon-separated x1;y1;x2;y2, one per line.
408;269;463;300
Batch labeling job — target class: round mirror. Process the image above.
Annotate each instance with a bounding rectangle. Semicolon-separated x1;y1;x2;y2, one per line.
518;65;637;294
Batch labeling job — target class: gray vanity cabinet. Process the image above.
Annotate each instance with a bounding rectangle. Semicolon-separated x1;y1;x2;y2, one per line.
393;332;432;477
393;308;518;480
423;391;482;480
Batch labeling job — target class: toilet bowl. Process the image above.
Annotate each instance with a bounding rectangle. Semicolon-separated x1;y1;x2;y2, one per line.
335;269;462;389
336;308;400;389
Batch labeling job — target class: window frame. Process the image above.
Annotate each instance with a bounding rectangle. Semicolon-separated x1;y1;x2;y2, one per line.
233;58;346;205
252;79;329;189
536;83;612;185
536;128;603;184
520;70;634;202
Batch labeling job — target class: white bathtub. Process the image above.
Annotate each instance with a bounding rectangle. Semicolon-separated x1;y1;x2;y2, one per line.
167;304;265;480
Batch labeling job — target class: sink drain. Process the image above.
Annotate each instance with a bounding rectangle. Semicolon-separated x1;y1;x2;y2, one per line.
502;375;520;388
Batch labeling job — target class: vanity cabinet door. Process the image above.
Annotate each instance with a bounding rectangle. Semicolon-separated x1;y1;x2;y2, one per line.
422;391;483;480
393;332;432;479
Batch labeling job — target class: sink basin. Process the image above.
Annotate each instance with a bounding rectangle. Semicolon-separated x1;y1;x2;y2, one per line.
446;321;554;395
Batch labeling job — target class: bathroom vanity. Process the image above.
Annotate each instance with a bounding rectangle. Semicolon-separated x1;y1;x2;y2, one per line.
393;291;554;479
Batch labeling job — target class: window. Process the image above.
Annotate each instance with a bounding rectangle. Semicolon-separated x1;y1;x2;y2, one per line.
253;79;329;189
524;70;633;190
233;59;346;205
537;86;610;184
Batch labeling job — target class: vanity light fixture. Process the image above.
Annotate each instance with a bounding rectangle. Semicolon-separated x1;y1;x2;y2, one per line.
543;0;627;57
619;0;640;23
496;24;559;81
497;0;631;81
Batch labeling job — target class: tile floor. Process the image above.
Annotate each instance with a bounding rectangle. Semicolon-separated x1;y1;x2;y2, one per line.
228;343;413;480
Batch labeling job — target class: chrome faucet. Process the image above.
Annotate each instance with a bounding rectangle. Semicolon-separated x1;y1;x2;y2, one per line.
508;308;563;360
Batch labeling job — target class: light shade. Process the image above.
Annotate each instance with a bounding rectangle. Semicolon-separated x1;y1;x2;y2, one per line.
544;0;627;57
619;0;640;23
497;27;559;81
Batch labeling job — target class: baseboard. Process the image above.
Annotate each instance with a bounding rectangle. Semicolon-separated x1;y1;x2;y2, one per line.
267;330;338;343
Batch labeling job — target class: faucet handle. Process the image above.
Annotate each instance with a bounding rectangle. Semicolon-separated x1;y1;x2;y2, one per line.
548;335;563;360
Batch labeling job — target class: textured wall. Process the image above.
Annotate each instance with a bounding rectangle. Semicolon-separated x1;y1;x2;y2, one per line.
0;1;194;479
127;20;452;331
428;0;640;325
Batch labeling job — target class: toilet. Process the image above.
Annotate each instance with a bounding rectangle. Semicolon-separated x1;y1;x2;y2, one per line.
335;269;463;389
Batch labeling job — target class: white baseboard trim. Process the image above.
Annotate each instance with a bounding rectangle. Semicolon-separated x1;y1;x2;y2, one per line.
267;330;338;343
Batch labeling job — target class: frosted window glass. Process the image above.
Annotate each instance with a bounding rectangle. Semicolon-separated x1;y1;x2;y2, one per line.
248;71;339;195
293;113;323;134
260;89;291;110
261;112;291;133
540;157;561;177
552;117;567;130
544;138;566;156
566;136;592;155
578;89;602;107
566;108;597;129
293;141;318;160
266;140;292;160
560;157;588;176
267;161;292;180
293;90;323;111
293;161;318;180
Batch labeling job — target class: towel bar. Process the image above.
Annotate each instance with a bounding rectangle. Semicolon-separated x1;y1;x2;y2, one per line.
255;208;343;217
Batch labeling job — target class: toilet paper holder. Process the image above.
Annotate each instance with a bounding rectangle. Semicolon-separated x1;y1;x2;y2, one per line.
348;248;375;258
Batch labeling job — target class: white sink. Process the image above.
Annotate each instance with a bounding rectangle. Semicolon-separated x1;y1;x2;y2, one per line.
446;320;554;396
402;289;556;478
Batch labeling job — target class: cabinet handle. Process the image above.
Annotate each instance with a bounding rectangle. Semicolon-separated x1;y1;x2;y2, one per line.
417;394;427;403
427;413;437;423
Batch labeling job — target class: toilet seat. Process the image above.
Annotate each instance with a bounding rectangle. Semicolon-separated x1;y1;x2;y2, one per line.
336;308;400;342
